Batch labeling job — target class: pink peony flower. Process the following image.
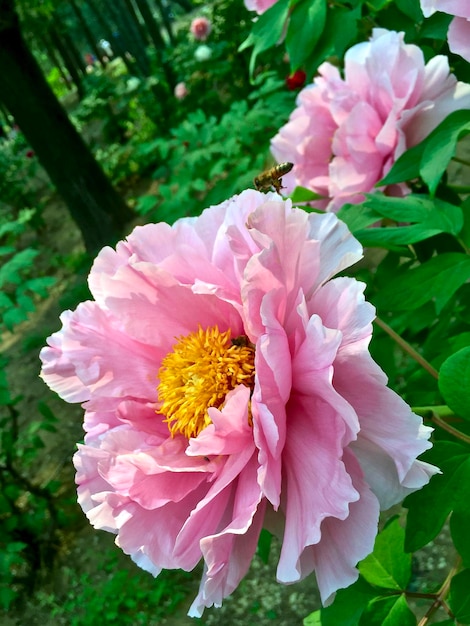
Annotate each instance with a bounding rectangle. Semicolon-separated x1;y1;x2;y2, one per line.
421;0;470;62
271;29;470;211
174;82;189;100
244;0;278;14
190;16;212;41
40;190;437;616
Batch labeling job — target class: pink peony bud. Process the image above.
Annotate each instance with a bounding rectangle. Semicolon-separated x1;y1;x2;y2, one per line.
190;16;212;41
174;82;189;100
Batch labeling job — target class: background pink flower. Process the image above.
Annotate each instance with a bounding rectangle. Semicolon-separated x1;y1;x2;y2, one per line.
421;0;470;62
244;0;278;14
190;16;212;41
174;81;188;100
40;190;437;616
271;29;470;211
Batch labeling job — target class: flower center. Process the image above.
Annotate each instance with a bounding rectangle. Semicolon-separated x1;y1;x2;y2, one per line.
157;326;255;439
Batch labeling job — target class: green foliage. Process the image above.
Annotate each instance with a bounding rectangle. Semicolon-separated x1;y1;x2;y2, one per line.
0;130;47;209
37;550;192;626
304;520;415;626
241;0;361;78
359;518;411;590
134;85;296;223
404;441;470;553
438;348;470;421
379;110;470;193
0;211;56;333
339;194;464;249
0;365;64;610
449;569;470;623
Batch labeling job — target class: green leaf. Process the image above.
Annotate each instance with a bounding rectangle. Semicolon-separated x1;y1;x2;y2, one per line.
359;595;415;626
285;0;326;70
450;508;470;567
257;528;272;564
421;110;470;195
21;276;56;297
337;202;381;232
354;195;463;247
460;197;470;250
404;441;470;552
239;0;290;77
290;186;324;203
420;12;452;39
379;110;470;189
396;0;423;21
0;248;39;288
449;569;470;623
439;348;470;421
374;253;470;314
359;518;411;590
302;5;360;75
2;306;29;330
312;578;377;626
304;611;322;625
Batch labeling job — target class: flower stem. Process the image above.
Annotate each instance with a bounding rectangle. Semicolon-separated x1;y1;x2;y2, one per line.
374;317;439;380
451;155;470;167
416;557;461;626
413;407;470;444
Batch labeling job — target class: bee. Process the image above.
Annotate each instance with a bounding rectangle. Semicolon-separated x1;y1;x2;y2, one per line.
231;335;255;350
254;162;293;194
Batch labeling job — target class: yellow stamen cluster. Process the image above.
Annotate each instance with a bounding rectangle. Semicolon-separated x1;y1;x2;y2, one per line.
157;326;255;439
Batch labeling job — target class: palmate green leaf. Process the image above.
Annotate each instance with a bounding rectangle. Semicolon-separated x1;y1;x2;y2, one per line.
449;569;470;623
21;276;56;298
439;347;470;421
303;578;376;626
239;0;290;77
302;5;360;76
257;528;272;564
353;194;463;247
290;186;324;203
0;248;39;288
396;0;423;22
379;110;470;190
337;202;381;231
359;595;415;626
373;253;470;314
460;197;470;250
285;0;326;70
404;441;470;552
450;508;470;567
2;307;29;331
359;518;411;590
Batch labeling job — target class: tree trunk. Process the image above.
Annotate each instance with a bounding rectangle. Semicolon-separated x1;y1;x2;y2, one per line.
69;0;106;70
105;0;150;76
0;0;133;253
39;33;74;91
48;22;85;99
133;0;176;89
84;0;137;76
153;0;175;45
